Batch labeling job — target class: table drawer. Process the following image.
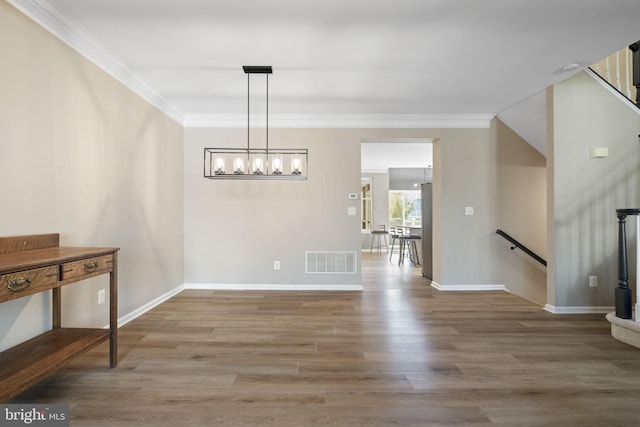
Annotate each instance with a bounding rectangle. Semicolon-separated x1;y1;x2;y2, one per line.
61;255;113;280
0;266;59;301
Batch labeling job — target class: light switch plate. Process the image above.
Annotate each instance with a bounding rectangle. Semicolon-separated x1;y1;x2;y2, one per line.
465;207;474;215
589;147;608;158
348;207;357;216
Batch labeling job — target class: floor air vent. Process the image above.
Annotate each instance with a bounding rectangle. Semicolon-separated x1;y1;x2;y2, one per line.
306;251;357;274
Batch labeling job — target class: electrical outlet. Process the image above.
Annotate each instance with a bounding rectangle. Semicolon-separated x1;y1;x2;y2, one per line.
98;289;106;304
589;276;598;288
274;261;280;270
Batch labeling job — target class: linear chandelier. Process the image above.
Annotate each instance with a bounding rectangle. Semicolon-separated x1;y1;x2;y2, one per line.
204;66;308;180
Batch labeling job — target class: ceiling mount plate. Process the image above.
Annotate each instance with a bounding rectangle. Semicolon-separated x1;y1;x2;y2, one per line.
243;65;273;74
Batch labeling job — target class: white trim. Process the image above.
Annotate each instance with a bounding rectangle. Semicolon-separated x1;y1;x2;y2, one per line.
104;284;185;329
8;0;184;124
544;304;614;314
183;113;495;129
584;68;640;116
430;282;506;291
9;0;496;130
184;283;363;291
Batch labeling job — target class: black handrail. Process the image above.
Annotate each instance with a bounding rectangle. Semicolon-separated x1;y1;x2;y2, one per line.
496;229;547;267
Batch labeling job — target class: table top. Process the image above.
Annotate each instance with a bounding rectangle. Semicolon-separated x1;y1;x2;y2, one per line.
0;247;119;274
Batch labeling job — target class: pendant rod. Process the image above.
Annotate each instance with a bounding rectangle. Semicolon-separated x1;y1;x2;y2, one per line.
266;73;269;156
247;71;250;156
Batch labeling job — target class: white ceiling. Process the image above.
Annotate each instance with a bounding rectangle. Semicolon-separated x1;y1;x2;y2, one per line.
11;0;640;125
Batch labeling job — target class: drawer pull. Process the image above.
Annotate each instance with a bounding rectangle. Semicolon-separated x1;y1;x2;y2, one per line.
8;277;31;292
84;262;99;273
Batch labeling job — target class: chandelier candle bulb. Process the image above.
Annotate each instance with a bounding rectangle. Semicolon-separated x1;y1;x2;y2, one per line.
272;157;282;174
234;157;245;174
253;157;264;174
215;158;225;175
292;157;302;175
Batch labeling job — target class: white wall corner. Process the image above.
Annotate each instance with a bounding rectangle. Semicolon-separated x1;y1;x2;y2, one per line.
107;284;185;328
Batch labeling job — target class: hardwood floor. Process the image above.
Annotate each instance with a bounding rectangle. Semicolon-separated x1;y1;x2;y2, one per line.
11;253;640;426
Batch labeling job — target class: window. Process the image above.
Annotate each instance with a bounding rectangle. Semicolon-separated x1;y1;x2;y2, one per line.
389;190;421;227
361;178;372;231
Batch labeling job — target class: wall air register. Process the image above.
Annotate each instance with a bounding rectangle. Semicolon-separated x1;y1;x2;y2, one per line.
305;251;357;274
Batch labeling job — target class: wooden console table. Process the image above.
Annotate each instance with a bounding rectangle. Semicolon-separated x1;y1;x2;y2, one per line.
0;233;119;402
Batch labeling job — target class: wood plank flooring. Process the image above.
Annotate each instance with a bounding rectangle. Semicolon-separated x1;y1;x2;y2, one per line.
10;253;640;426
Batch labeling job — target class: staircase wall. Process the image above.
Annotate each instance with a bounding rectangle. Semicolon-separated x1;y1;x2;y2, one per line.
548;71;640;310
494;119;547;305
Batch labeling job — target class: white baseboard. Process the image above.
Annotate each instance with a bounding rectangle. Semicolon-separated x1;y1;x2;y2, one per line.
544;304;614;314
108;285;185;328
184;283;364;291
430;281;506;291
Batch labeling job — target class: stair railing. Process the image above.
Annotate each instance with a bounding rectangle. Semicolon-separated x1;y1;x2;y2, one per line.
590;41;640;107
496;229;547;267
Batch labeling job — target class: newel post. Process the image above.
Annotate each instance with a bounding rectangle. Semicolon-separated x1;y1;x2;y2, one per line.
616;209;640;319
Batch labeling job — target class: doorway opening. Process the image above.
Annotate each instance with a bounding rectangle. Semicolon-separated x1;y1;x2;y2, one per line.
360;138;433;282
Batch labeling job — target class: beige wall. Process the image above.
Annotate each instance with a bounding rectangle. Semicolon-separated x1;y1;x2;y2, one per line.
432;139;442;283
550;71;640;308
185;126;533;293
546;86;557;307
494;119;547;304
0;3;184;350
433;123;547;304
184;127;385;287
434;126;498;287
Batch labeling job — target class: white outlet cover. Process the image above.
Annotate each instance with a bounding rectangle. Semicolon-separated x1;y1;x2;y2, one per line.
465;207;474;215
348;207;357;216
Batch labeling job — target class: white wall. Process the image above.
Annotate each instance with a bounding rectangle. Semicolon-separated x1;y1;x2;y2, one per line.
0;3;184;350
360;172;389;250
549;71;640;308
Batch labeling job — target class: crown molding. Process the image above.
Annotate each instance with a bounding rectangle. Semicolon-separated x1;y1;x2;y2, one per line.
9;0;496;130
8;0;185;124
183;113;495;129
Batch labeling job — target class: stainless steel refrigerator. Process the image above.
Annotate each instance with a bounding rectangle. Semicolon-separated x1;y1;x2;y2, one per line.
421;183;432;279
